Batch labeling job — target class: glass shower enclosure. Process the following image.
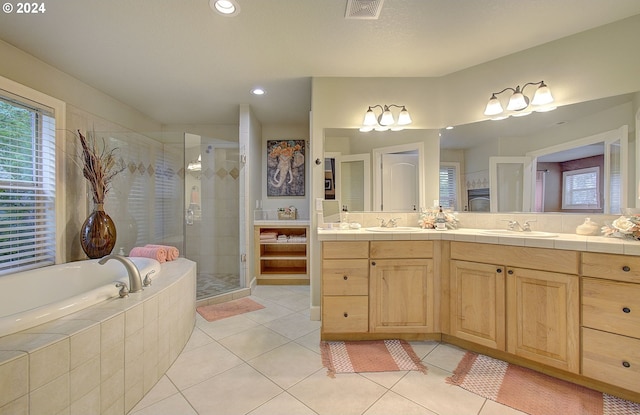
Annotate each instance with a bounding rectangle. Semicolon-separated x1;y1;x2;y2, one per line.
184;133;242;299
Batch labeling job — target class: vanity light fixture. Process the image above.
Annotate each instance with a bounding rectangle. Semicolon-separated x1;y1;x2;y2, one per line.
210;0;240;16
484;81;554;117
360;104;412;132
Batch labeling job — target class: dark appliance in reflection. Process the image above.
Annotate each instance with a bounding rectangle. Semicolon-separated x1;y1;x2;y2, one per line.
468;188;490;212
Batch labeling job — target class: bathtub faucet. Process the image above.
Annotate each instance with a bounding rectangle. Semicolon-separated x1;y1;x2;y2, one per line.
98;254;144;293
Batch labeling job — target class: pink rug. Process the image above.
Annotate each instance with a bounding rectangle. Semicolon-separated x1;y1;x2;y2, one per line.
447;352;640;415
196;297;264;322
320;339;427;378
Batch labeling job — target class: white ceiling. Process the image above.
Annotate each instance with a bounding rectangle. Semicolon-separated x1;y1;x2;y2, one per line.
1;0;639;126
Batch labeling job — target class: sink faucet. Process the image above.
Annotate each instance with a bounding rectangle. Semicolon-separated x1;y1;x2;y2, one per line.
98;254;143;293
377;217;401;228
505;220;536;232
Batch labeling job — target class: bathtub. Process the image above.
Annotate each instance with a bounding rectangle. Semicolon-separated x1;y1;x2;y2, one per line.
0;257;161;337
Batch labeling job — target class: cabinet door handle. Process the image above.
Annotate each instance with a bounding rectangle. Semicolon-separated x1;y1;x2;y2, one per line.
507;269;514;275
622;361;631;368
622;265;631;272
371;261;376;266
496;268;502;273
623;307;631;313
343;275;348;280
343;312;348;318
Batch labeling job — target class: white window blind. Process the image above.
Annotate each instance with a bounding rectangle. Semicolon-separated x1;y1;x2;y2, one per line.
562;167;600;209
0;93;57;275
439;164;459;210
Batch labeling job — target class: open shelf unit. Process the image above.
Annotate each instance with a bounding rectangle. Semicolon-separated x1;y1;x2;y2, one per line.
254;224;309;285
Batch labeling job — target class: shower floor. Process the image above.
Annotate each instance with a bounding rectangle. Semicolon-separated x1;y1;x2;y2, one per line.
196;272;241;300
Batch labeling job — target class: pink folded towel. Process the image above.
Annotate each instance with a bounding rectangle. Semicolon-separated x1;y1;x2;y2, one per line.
129;246;167;263
145;244;179;261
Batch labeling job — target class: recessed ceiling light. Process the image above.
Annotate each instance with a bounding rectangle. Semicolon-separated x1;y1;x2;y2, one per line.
210;0;240;16
251;88;266;95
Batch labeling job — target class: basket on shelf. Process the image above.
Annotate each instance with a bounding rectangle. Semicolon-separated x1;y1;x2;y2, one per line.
278;206;297;220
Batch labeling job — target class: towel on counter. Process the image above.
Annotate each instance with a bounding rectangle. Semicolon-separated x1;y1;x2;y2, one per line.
129;246;167;263
145;244;179;260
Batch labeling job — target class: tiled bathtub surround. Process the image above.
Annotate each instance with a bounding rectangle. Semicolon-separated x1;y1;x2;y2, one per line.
0;259;196;415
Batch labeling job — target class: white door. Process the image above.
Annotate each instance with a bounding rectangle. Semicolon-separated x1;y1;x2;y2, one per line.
381;153;419;212
335;153;371;211
489;156;533;212
604;125;628;214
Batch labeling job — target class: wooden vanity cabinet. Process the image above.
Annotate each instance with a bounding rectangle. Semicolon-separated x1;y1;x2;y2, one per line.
321;240;435;338
506;267;579;373
450;242;580;373
369;241;434;333
581;252;640;392
450;260;505;350
321;242;369;335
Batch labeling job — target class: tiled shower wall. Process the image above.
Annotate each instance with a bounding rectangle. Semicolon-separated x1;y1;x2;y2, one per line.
184;142;240;279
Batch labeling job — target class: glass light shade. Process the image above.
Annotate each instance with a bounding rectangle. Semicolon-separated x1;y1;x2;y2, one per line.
359;126;374;132
506;92;529;111
213;0;236;14
484;96;504;116
363;109;377;126
390;126;405;131
396;108;412;125
379;109;395;126
531;84;554;106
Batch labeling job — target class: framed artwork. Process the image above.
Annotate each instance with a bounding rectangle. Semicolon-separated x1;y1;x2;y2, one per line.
266;139;305;196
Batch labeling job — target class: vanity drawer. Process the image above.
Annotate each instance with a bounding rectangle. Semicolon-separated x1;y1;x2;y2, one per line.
370;241;433;259
323;259;369;295
322;296;369;333
582;252;640;283
583;277;640;338
582;327;640;392
323;241;369;259
451;242;579;274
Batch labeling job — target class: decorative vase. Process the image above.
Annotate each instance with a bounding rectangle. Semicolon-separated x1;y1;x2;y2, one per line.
80;204;117;259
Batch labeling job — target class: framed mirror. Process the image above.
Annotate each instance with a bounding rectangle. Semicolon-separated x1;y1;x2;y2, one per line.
440;92;638;213
324;128;440;212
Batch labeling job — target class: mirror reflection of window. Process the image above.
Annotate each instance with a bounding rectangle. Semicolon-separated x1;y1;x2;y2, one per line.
562;167;601;210
439;163;461;210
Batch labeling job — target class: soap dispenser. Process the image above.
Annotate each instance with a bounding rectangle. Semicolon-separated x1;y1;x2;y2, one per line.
576;218;599;236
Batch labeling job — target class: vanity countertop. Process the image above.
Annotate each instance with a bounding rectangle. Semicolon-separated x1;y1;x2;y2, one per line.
255;220;310;226
317;227;640;256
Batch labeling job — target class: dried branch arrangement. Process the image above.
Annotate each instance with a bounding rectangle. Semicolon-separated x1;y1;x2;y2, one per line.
76;130;125;205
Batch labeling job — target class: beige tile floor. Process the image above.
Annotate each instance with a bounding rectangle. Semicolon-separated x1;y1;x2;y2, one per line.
128;285;529;415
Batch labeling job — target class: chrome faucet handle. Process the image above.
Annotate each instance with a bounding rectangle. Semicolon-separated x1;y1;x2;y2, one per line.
500;219;517;230
523;220;537;231
143;270;155;287
115;282;129;298
388;218;401;227
376;217;387;227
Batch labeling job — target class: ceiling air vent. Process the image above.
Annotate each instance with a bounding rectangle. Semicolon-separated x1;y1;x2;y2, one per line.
345;0;384;20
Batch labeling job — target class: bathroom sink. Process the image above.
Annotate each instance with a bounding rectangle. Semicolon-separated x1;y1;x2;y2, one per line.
478;229;558;238
366;226;422;233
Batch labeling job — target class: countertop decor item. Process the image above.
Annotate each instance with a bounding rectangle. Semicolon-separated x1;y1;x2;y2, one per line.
601;212;640;240
418;207;459;229
75;130;125;258
576;218;600;236
448;352;639;415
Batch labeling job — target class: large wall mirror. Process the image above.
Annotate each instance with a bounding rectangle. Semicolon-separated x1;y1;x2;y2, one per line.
440;92;638;214
323;129;440;212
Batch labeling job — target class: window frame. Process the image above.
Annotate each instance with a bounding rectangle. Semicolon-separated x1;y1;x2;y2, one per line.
561;166;601;210
439;162;461;211
0;75;66;268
